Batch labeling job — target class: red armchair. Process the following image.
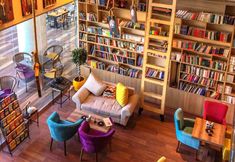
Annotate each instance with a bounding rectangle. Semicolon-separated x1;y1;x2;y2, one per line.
203;100;228;125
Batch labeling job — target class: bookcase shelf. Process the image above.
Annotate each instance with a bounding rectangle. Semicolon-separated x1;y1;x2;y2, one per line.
78;0;146;79
170;7;235;104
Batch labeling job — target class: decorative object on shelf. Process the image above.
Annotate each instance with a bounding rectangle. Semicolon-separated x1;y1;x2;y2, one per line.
43;0;56;9
72;48;87;91
108;15;119;37
21;0;37;16
130;0;137;23
0;0;14;25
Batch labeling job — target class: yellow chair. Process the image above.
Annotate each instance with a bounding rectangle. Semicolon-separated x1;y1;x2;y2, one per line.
222;138;231;161
157;156;166;162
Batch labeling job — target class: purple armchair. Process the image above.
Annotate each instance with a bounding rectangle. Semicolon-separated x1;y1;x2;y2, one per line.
0;76;17;100
78;121;115;162
13;52;35;92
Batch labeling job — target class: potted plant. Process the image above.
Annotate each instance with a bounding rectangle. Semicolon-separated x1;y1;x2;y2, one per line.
72;48;87;91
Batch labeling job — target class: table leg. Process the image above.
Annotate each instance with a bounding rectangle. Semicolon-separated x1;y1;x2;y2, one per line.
36;111;39;127
52;90;54;105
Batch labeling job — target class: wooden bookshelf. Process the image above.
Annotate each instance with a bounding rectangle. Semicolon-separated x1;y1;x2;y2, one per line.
140;0;177;120
78;0;147;79
170;7;235;104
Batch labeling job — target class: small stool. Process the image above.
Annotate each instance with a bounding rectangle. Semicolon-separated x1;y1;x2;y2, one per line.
52;86;72;108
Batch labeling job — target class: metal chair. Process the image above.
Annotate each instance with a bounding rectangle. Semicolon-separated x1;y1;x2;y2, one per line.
13;52;35;92
0;76;17;99
43;45;63;65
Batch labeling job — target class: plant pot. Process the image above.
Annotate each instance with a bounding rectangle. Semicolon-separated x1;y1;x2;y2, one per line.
73;76;86;91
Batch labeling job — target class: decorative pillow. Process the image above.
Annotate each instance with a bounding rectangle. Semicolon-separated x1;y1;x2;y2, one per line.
84;72;106;96
102;85;116;99
116;83;129;107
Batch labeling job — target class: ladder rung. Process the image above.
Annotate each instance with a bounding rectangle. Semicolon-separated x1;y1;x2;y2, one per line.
151;3;173;9
149;34;169;41
146;49;167;57
145;64;165;71
144;77;164;86
142;102;163;114
143;92;162;100
150;19;171;26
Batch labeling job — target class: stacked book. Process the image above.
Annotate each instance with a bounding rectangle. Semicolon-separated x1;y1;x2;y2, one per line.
107;65;141;78
176;10;235;25
79;12;86;20
226;74;234;83
122;34;144;43
229;56;235;73
212;61;227;71
137;55;143;67
119;20;145;31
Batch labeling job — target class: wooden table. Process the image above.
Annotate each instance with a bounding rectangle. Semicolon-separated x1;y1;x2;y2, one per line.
67;109;111;133
192;117;226;148
47;9;69;28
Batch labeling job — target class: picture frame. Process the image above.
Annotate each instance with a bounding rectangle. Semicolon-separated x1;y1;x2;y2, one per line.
21;0;38;16
0;0;14;25
43;0;56;9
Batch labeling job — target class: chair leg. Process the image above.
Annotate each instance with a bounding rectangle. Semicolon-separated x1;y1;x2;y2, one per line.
176;141;181;153
64;141;67;156
50;138;53;151
80;148;84;161
25;82;28;92
95;152;98;162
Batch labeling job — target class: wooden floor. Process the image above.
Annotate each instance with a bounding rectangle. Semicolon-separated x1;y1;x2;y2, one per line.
0;96;216;162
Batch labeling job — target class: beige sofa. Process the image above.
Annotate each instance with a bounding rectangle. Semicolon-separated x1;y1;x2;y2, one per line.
72;82;139;126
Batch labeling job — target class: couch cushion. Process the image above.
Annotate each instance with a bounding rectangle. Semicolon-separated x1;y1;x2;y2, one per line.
81;95;122;118
84;72;106;96
116;83;128;107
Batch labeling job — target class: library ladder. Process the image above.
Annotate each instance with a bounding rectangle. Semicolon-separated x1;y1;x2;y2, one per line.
140;0;177;121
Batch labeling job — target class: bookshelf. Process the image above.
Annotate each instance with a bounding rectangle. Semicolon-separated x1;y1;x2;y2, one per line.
78;0;147;79
140;0;177;120
170;8;235;104
0;93;29;155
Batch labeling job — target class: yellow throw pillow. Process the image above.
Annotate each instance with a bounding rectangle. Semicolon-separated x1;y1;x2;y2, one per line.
116;83;128;107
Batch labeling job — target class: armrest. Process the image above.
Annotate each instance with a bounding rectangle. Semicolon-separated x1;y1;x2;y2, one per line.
72;86;90;109
184;118;195;128
121;94;139;117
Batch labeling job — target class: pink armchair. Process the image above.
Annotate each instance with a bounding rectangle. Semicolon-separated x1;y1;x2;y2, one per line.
203;100;228;125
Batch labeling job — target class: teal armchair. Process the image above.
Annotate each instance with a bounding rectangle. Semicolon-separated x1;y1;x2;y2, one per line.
174;108;200;155
47;111;84;155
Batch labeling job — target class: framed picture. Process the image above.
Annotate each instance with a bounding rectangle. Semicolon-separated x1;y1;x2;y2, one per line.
21;0;38;16
43;0;56;8
0;0;14;25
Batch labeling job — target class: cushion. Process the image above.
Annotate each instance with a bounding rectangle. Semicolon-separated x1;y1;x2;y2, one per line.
102;85;116;99
81;95;122;117
183;127;193;134
84;73;106;96
116;83;128;107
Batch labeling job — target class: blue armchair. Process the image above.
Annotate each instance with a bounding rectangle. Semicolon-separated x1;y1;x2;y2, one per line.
47;111;84;156
174;108;200;155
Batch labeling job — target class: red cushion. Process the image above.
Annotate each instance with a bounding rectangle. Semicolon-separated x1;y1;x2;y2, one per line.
203;101;228;125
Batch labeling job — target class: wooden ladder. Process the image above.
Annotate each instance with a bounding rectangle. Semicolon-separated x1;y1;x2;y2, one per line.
140;0;177;121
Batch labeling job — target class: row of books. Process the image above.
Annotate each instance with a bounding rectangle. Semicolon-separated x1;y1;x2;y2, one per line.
180;73;216;88
148;40;168;53
224;95;235;104
176;10;235;25
177;25;231;43
226;74;234;83
212;61;227;71
229;56;235;73
87;12;97;21
122;34;144;43
3;113;24;136
181;65;224;81
0;93;17;111
0;100;19;120
89;60;106;70
107;65;141;78
119;20;145;31
181;54;211;67
145;68;164;80
172;39;230;57
179;81;207;96
79;23;86;31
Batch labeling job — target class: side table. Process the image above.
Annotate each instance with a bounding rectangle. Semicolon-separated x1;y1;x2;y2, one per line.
49;77;72;108
23;106;39;127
